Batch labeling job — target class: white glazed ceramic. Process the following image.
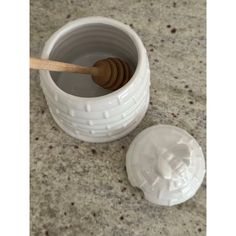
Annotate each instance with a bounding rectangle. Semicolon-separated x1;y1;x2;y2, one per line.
40;17;150;142
126;125;206;206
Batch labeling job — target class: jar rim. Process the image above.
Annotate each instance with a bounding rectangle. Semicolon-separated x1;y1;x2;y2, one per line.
40;16;146;102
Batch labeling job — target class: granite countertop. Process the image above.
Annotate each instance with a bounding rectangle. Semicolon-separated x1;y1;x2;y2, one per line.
30;0;206;235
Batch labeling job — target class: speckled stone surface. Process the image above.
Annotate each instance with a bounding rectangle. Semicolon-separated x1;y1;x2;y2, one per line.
30;0;206;235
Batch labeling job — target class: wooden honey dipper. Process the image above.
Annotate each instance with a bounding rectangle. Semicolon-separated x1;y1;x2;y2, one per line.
30;57;132;91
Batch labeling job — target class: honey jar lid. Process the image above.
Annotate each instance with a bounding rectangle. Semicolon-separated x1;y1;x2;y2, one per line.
126;125;205;206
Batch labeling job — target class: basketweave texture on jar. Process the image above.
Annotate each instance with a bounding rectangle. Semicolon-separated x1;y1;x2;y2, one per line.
40;17;150;143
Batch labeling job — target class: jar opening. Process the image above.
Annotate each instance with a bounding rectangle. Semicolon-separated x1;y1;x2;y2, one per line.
49;23;138;98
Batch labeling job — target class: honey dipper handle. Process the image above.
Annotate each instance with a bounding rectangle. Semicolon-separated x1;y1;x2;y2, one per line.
30;57;99;75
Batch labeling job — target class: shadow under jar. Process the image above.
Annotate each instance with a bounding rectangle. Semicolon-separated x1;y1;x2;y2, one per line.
40;17;150;143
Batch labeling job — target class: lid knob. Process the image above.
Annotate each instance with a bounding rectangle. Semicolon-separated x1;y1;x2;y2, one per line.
156;143;191;179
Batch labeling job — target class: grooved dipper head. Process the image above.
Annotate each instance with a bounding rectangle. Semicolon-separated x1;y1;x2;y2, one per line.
92;57;133;91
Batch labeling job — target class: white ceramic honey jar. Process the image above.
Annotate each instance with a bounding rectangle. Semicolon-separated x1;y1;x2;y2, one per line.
40;16;150;142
